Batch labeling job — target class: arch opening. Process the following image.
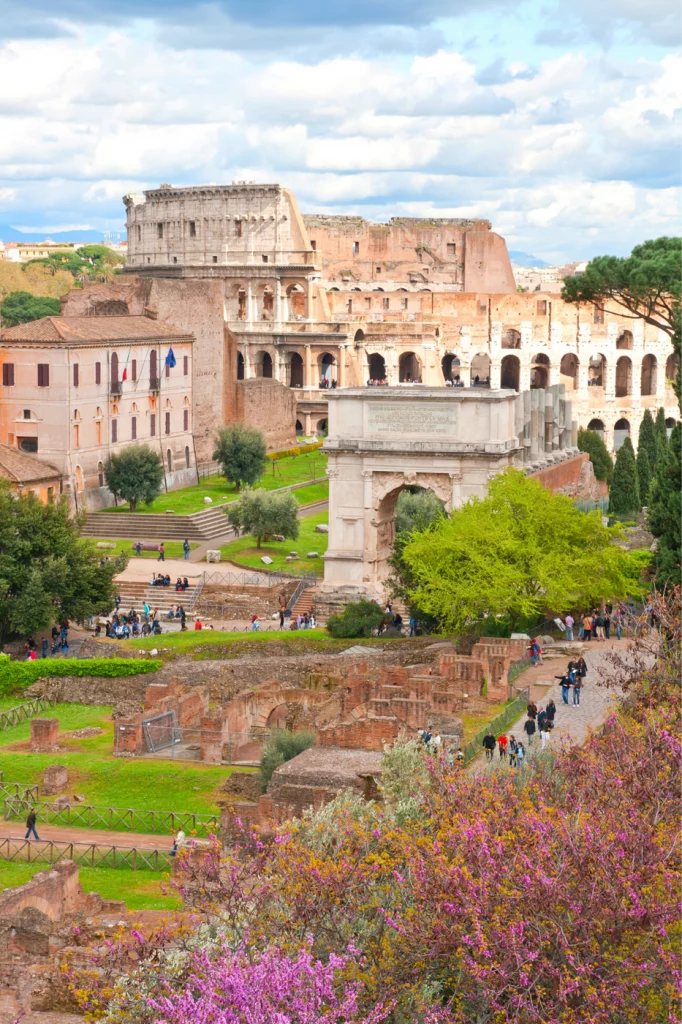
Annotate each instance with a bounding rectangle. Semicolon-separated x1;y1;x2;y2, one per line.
368;353;386;381
615;356;632;398
441;353;461;382
319;352;335;384
666;353;680;390
237;352;245;380
560;352;579;391
501;354;520;391
587;418;605;440
614;418;630;450
640;354;656;397
399;352;422;383
289;352;304;388
376;483;448;584
470;353;491;387
531;353;550;389
502;329;521;350
616;330;633;350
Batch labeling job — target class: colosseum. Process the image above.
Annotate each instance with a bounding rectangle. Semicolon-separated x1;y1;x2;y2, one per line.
63;182;678;457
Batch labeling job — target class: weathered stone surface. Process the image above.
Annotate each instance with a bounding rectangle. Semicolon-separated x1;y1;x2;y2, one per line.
42;766;68;796
221;771;263;802
261;556;273;565
315;524;329;533
30;719;59;753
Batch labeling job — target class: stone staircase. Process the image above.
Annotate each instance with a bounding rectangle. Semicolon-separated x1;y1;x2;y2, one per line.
81;505;231;541
114;581;196;615
290;585;319;619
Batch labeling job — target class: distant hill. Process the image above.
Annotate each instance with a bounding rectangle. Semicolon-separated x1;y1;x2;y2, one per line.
0;224;111;243
508;250;551;269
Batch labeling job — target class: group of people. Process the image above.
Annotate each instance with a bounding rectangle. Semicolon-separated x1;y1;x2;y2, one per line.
275;605;318;630
483;696;558;766
318;378;337;389
419;726;465;766
444;376;465;388
555;656;587;706
149;574;190;592
133;540;191;561
366;377;390;387
24;625;70;659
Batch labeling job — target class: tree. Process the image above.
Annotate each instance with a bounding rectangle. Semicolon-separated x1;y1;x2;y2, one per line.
76;244;125;267
609;437;641;516
0;480;121;646
637;447;652;506
0;290;61;326
213;425;267;491
648;422;681;587
226;488;299;548
394;488;446;535
655;406;669;453
103;445;164;512
399;469;636;633
561;237;682;409
326;599;387;639
577;427;614;482
260;728;317;790
638;409;658;469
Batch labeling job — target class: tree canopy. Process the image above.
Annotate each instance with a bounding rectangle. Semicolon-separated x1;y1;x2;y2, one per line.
0;290;61;326
609;437;641;516
394;488;446;535
213;425;267;491
562;237;681;408
648;422;681;588
104;445;164;512
399;468;637;632
0;481;120;646
577;427;613;483
226;488;299;548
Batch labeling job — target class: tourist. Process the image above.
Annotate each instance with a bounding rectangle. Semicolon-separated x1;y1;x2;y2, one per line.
482;731;496;761
523;716;536;746
557;671;570;705
393;612;403;630
603;612;611;640
545;698;556;725
516;742;526;766
537;706;547;731
157;543;165;562
613;609;622;640
183;539;190;561
564;612;574;641
182;577;189;591
409;615;417;637
175;577;183;592
251;614;261;632
527;700;538;721
419;726;432;745
180;609;187;631
431;732;442;752
576;656;587;683
529;639;542;665
582;612;593;641
194;618;202;631
176;605;184;618
114;594;121;611
279;604;286;629
455;748;464;764
572;675;582;706
594;612;605;642
385;601;392;616
151;608;159;623
168;605;176;620
25;808;40;842
508;735;518;767
163;574;171;587
170;828;186;857
497;734;508;760
134;541;142;556
309;612;316;628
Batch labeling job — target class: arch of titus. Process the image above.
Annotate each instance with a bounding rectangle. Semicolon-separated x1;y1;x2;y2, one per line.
320;384;579;600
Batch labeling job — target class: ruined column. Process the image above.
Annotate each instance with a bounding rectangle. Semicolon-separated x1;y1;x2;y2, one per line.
545;388;555;453
529;388;539;460
338;345;346;387
490;362;501;389
304;344;313;388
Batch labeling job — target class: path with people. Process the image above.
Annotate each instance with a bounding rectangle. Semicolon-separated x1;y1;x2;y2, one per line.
1;822;174;850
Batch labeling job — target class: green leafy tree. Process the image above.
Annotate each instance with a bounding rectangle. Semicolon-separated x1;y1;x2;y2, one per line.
394;488;446;534
213;425;267;491
648;422;681;587
76;244;125;267
0;290;61;326
226;489;299;548
327;599;387;639
0;480;121;646
103;445;164;512
638;410;659;470
655;406;669;454
24;252;94;278
637;447;652;506
609;437;641;516
260;728;316;791
562;237;682;410
577;427;614;483
399;468;636;633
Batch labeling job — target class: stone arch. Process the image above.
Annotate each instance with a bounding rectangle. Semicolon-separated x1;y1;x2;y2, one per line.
372;474;453;582
616;329;633;350
74;465;84;491
399;352;421;383
254;351;273;378
295;418;303;435
237;352;245;380
614;418;630;450
354;329;365;345
587;418;605;439
588;352;607;388
368;353;386;381
502;328;521;349
615;355;632;397
317;417;328;433
266;703;288;729
319;352;335;383
441;353;460;381
665;417;676;436
530;353;550;389
286;283;306;318
640;354;656;396
666;353;679;389
289;352;304;388
470;352;491;385
501;354;520;391
560;352;579;390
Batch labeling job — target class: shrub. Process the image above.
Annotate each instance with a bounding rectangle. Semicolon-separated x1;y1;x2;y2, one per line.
577;427;613;482
0;655;160;697
609;437;641;515
327;600;387;639
260;728;316;790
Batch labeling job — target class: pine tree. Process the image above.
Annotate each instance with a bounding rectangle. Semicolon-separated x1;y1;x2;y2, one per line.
655;406;668;454
609;437;640;516
648;422;681;587
637;410;658;480
637;447;652;505
577;428;614;482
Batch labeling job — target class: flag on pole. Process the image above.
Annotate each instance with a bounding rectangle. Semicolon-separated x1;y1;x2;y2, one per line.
121;348;131;381
165;348;177;369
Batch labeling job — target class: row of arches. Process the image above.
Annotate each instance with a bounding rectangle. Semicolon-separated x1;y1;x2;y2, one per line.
587;417;677;451
228;281;308;322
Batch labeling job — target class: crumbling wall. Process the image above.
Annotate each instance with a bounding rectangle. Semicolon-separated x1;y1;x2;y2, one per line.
236;378;297;450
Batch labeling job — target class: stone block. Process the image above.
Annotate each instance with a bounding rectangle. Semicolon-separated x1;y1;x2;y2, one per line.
206;549;221;562
42;765;68;795
96;542;117;549
272;534;286;542
51;795;71;812
315;524;329;533
261;556;273;564
204;497;213;504
306;551;319;558
30;718;59;753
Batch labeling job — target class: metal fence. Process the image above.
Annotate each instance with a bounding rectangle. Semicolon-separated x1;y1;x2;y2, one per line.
285;572;317;614
507;654;533;685
0;696;56;732
462;687;531;765
3;800;219;837
0;837;171;871
114;724;265;764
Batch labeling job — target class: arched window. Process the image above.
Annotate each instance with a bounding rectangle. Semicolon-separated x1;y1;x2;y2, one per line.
354;329;365;344
368;353;386;381
237;352;245;380
317;418;328;434
110;352;119;384
560;353;579;391
665;418;677;437
588;354;606;388
640;354;657;396
320;352;335;383
530;353;550;389
613;418;630;450
502;329;521;349
501;354;520;391
289;353;304;388
399;352;422;383
615;356;632;397
470;353;491;386
587;419;605;439
295;419;303;436
98;461;104;487
261;352;273;378
167;449;172;472
441;353;460;382
74;465;84;491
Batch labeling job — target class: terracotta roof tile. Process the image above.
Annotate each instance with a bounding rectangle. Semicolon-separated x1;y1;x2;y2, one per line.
0;443;61;484
0;316;192;345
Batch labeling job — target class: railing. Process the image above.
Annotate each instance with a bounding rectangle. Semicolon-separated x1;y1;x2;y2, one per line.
0;696;56;732
3;800;219;837
286;572;318;614
187;574;205;612
0;837;171;871
507;654;533;686
201;569;309;589
462;686;531;765
0;782;39;803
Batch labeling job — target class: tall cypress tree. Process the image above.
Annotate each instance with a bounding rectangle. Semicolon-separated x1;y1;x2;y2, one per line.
637;447;652;505
577;427;614;482
655;406;668;453
609;437;640;516
648;422;681;587
638;410;658;471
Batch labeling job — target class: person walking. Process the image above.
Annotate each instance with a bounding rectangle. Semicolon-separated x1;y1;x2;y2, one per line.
545;698;556;725
527;700;538;721
134;541;142;557
279;604;286;630
576;656;587;683
603;612;611;640
409;615;417;637
594;612;605;642
158;543;165;562
497;734;508;760
516;742;526;766
170;828;186;857
529;639;541;665
183;539;190;561
557;672;570;705
582;612;593;641
572;675;582;706
482;731;496;761
564;613;574;642
613;610;622;640
523;716;536;746
540;717;552;750
508;735;518;767
25;808;40;841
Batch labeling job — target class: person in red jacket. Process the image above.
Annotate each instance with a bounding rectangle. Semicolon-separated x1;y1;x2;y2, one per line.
497;734;508;760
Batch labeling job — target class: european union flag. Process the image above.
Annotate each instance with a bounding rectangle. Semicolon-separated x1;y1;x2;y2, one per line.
165;348;177;368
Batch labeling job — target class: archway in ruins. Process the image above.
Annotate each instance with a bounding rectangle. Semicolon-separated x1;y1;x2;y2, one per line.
560;352;579;390
500;354;520;391
374;477;453;583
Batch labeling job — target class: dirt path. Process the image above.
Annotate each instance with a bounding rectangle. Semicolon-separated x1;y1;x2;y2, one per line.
0;822;174;850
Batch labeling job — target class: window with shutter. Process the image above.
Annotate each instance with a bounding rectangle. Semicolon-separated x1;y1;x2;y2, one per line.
73;363;79;387
165;412;171;434
37;364;49;387
95;362;101;385
183;356;189;375
131;416;137;440
2;363;14;386
183;409;189;431
131;359;137;382
150;414;156;436
111;420;118;442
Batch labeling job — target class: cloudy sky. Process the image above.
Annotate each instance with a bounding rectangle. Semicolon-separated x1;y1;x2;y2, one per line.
0;0;679;261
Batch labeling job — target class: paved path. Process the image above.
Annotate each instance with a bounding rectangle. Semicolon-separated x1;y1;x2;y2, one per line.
1;822;173;850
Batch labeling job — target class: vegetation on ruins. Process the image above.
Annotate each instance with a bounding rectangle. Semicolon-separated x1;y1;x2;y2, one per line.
260;728;317;791
66;592;681;1024
226;488;299;549
103;444;164;512
0;656;159;697
648;421;681;587
327;599;388;638
576;426;613;482
562;235;682;409
0;289;61;326
0;480;121;647
23;243;124;282
608;437;641;516
398;469;636;633
213;424;267;491
394;487;446;535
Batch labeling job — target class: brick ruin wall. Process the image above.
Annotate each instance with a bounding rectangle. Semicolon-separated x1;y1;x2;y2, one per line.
236;377;297;450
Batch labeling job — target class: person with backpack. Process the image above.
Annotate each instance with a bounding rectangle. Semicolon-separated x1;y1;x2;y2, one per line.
523;716;536;746
482;731;496;761
183;538;190;561
576;657;587;681
572;675;582;706
582;613;593;641
508;735;518;767
25;808;39;841
497;734;508;760
545;699;556;724
527;701;538;721
516;742;526;766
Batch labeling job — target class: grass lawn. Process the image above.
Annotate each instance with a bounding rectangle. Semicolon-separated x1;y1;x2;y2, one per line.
0;863;181;911
88;539;200;558
291;480;328;506
461;699;518;744
97;451;327;515
0;703;244;819
220;510;328;574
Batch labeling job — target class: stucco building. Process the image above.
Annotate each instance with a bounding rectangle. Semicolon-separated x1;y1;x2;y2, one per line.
0;314;195;510
0;442;62;502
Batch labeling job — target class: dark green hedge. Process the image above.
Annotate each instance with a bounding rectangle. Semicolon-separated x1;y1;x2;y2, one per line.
0;656;160;696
